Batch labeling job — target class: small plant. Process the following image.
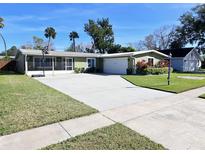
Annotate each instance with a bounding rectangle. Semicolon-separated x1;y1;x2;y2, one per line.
74;67;85;73
136;60;148;72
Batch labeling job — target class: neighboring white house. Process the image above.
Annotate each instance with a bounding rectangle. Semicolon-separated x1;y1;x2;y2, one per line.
159;48;203;72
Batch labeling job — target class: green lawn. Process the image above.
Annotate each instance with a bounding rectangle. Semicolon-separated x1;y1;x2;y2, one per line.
43;123;165;150
0;73;97;136
122;73;205;93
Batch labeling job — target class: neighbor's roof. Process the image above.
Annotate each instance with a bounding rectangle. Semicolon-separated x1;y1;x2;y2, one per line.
101;50;168;58
19;49;102;58
159;48;194;57
0;56;15;59
18;49;168;58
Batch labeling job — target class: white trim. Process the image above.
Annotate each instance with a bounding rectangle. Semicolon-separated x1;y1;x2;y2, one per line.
65;58;74;70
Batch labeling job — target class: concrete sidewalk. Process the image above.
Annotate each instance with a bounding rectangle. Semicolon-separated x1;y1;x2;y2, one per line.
102;86;205;150
0;113;114;150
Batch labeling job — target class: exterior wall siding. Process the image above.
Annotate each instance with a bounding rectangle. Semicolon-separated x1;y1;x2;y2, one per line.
74;57;101;70
171;58;184;71
74;57;86;68
183;50;201;72
16;54;25;73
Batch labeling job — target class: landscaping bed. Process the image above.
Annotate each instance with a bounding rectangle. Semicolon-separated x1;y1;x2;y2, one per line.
0;73;97;136
43;123;165;150
122;73;205;93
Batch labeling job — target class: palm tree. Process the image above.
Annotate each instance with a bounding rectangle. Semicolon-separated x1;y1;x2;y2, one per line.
0;17;7;57
69;31;79;52
44;27;56;51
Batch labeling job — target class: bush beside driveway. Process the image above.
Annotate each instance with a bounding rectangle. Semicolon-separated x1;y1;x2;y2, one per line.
0;73;97;136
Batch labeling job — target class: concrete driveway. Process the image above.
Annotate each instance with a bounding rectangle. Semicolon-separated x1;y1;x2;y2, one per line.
36;73;172;111
36;74;205;149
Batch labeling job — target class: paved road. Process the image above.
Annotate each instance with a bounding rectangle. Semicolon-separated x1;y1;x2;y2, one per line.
36;73;173;111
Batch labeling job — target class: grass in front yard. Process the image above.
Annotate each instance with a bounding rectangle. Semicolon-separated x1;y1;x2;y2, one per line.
122;73;205;93
199;94;205;99
43;123;165;150
0;73;97;136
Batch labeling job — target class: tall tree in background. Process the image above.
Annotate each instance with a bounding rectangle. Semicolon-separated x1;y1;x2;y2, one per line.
69;31;79;52
144;34;158;50
0;17;7;57
20;43;33;49
0;46;18;56
135;25;174;50
44;27;56;51
33;36;44;50
84;18;114;53
170;4;205;49
154;25;174;49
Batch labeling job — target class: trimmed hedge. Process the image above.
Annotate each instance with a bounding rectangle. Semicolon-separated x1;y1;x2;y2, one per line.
144;67;173;75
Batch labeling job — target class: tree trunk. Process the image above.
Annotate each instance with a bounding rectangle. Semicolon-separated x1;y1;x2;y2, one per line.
0;33;7;57
73;39;75;52
48;37;51;51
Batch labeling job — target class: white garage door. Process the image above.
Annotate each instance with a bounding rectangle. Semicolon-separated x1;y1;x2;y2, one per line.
103;57;128;74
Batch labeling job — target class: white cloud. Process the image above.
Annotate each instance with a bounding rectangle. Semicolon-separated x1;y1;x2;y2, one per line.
4;15;34;22
3;15;54;23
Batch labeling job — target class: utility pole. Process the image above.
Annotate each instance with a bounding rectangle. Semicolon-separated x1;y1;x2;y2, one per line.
42;46;48;77
168;52;172;85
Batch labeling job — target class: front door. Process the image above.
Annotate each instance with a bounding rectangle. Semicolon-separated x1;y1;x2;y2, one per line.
65;58;73;70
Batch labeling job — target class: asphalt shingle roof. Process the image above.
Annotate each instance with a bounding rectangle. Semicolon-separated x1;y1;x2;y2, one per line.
159;48;194;57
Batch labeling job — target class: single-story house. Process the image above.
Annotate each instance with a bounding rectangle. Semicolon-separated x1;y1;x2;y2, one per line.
159;48;203;72
15;49;168;75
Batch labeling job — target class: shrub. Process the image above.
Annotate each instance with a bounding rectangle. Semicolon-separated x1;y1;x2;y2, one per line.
74;67;85;73
126;68;133;75
136;60;148;71
156;60;169;68
144;67;173;75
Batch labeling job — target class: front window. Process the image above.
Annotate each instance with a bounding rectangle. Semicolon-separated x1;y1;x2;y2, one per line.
148;58;154;66
34;57;52;68
87;58;95;68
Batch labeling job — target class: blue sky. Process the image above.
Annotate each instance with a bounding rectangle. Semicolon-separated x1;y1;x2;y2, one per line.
0;3;197;52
